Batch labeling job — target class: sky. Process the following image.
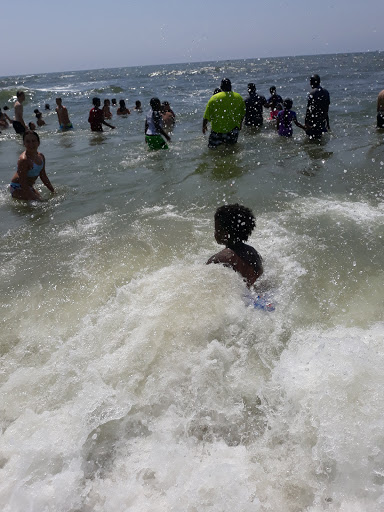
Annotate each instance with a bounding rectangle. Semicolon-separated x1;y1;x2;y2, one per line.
2;0;384;76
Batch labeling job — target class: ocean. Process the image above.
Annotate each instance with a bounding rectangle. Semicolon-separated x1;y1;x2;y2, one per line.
0;52;384;511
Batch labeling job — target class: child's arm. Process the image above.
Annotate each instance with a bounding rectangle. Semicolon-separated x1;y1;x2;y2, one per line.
293;118;306;130
103;120;115;129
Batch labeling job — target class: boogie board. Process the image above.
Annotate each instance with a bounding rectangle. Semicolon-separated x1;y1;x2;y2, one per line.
244;294;275;312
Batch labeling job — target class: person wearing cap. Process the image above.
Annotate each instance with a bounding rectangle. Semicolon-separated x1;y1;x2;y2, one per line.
244;83;268;127
202;78;246;148
305;74;330;139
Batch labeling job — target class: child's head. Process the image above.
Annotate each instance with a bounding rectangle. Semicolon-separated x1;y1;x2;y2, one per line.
269;86;276;95
23;129;40;144
111;98;117;105
150;97;161;111
56;97;62;106
92;97;101;107
119;99;126;109
45;103;50;110
283;98;293;110
248;83;256;94
104;99;110;106
3;105;9;111
28;122;37;131
135;100;141;108
214;204;256;245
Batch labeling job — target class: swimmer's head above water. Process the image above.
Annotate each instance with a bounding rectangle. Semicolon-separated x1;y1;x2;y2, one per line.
214;203;256;246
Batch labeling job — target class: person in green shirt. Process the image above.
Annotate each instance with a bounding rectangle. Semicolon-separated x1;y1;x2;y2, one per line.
202;78;246;148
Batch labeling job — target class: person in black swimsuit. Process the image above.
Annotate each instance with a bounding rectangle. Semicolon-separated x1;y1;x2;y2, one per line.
207;204;263;287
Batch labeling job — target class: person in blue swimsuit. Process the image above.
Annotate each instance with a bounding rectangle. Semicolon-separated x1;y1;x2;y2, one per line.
9;131;55;201
207;204;263;287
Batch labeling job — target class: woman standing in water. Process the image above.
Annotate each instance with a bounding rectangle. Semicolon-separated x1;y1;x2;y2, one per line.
9;131;55;201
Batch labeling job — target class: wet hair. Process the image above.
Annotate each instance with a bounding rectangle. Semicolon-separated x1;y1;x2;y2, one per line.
16;90;25;98
150;97;161;110
310;74;321;87
56;97;62;102
213;88;221;95
3;105;9;110
248;83;256;93
283;98;293;110
220;78;232;92
23;130;40;143
269;86;276;94
104;99;110;105
215;204;256;243
92;97;100;106
119;99;126;109
111;98;117;104
135;100;141;107
45;103;50;109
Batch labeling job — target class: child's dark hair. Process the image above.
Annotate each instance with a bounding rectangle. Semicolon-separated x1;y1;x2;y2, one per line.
23;130;40;143
150;97;161;110
92;97;100;106
282;98;293;128
215;204;256;243
119;99;126;108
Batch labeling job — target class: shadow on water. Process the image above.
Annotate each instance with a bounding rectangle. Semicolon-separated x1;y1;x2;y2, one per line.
89;133;108;146
192;144;246;182
299;137;333;176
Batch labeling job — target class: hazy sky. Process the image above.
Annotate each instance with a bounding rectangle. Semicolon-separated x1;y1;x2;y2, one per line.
2;0;383;76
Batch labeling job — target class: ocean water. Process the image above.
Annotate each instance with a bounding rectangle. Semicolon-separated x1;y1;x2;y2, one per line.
0;52;384;511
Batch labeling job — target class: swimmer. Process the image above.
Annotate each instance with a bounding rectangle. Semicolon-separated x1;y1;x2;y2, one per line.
266;86;283;120
145;97;171;150
276;98;306;137
55;98;73;130
111;98;117;107
28;122;36;130
102;99;112;119
134;100;142;111
0;107;11;128
162;101;175;134
88;97;115;132
45;103;50;110
207;204;263;287
9;130;55;201
116;99;130;115
12;90;27;134
34;109;46;127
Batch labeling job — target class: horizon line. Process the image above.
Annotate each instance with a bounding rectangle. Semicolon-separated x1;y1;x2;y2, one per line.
1;49;382;80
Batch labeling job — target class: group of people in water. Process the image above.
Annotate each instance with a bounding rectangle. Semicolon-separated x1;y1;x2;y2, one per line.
202;75;331;148
5;73;383;294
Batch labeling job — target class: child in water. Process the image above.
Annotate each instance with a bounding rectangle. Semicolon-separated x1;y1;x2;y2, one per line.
9;130;55;201
34;109;46;127
145;97;171;150
207;204;263;287
276;98;305;137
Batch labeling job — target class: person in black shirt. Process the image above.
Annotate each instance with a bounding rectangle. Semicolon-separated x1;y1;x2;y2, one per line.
305;74;330;139
244;83;267;127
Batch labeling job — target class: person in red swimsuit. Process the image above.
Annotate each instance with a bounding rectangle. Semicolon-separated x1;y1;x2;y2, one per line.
88;97;115;132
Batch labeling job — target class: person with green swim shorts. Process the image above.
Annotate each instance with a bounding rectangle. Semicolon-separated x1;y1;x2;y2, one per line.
145;97;171;150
